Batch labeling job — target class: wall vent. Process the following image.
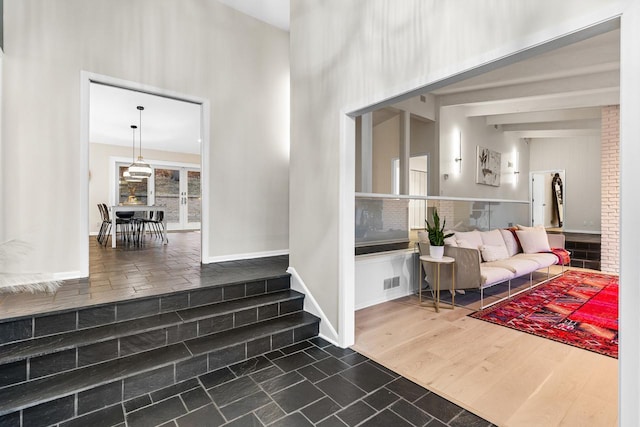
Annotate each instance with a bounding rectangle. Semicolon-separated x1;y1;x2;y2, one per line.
420;95;427;103
383;276;401;290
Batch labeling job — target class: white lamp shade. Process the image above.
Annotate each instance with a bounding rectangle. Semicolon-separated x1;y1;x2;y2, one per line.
123;169;143;183
129;157;152;179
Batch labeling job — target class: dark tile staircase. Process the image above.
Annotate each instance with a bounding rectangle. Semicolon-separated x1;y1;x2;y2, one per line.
0;274;320;426
564;233;601;270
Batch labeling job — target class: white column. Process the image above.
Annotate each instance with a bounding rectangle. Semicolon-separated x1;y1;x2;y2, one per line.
399;110;410;194
360;112;373;193
620;2;640;425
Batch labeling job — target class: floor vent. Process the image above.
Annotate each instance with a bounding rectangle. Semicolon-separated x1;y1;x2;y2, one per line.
383;276;400;290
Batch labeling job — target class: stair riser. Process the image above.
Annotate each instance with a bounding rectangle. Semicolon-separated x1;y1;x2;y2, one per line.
0;321;319;424
0;298;304;388
0;275;291;347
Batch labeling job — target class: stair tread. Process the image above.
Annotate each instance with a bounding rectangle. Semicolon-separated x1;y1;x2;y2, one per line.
177;290;303;321
0;290;303;365
185;311;319;355
0;344;190;415
0;311;319;415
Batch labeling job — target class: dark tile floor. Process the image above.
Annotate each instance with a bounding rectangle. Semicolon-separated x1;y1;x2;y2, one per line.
0;232;289;319
78;338;491;427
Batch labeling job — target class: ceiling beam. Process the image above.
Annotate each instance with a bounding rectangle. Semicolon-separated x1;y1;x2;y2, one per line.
439;70;619;107
500;119;601;132
463;87;619;117
486;107;601;125
504;129;600;139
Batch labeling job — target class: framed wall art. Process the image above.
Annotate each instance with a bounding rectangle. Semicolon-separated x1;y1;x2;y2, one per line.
476;146;501;186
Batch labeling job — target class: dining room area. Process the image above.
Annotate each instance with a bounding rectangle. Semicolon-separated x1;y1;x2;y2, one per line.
89;82;202;251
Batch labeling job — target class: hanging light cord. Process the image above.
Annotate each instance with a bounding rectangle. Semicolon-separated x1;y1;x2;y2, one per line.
131;125;137;162
137;105;144;157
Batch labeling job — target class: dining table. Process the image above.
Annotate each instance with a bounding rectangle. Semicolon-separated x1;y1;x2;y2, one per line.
110;205;168;248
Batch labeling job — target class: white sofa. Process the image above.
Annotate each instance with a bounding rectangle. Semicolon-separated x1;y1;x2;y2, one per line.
419;227;566;308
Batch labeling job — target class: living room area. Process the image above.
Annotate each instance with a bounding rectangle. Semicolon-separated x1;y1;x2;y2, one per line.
352;25;620;426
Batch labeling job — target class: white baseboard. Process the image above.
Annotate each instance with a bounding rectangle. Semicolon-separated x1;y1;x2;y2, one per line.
203;249;289;264
53;271;85;281
354;289;413;311
287;266;341;347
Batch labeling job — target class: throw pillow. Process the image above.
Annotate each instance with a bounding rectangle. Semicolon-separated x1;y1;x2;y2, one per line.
499;229;520;257
480;229;508;248
515;228;551;254
480;244;510;262
454;230;482;250
456;239;476;249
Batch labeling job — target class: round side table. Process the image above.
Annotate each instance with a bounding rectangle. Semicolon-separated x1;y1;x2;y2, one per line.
418;255;456;312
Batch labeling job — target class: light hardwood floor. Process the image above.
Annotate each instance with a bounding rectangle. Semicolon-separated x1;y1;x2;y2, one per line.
352;268;618;427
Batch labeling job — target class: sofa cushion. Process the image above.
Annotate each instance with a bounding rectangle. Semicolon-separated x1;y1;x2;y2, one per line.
480;266;514;288
516;228;551;253
454;230;482;250
480;244;509;262
513;252;558;268
484;257;540;276
499;229;520;257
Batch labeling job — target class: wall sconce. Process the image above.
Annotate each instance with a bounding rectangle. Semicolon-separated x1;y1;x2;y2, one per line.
454;131;462;173
513;150;520;185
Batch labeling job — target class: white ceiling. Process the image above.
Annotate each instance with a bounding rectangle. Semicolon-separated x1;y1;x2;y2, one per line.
89;83;202;155
218;0;290;31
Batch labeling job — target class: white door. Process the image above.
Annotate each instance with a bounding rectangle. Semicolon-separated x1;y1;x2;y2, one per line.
151;167;201;230
531;173;546;227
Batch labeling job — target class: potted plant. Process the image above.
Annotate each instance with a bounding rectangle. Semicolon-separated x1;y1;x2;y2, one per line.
425;208;454;259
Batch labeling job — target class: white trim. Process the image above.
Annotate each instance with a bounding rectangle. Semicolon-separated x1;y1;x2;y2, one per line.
80;73;91;278
109;156;200;170
354;291;413;311
80;71;211;267
355;248;415;263
52;271;84;281
620;2;640;425
287;267;340;347
203;249;289;264
338;112;356;348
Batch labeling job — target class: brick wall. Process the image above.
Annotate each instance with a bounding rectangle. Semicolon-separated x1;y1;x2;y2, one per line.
382;199;409;230
601;105;620;274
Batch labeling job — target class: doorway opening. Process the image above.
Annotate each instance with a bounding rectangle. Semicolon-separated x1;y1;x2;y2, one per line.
530;169;565;230
81;72;211;277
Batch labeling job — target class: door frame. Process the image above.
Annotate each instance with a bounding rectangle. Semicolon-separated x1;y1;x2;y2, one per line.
529;169;565;228
80;71;211;274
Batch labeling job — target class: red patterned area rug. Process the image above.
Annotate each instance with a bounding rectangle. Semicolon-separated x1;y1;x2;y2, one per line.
470;270;618;358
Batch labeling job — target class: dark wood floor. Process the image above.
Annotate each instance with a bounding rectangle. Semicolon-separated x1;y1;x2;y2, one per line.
0;232;288;320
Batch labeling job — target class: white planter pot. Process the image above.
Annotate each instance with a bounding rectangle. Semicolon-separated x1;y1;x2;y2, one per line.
429;245;444;259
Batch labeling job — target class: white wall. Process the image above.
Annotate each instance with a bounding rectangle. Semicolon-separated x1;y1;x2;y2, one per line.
1;0;290;276
439;106;529;200
89;143;201;234
529;136;601;232
355;251;415;310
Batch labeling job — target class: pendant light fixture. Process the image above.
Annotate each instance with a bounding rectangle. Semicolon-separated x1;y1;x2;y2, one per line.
124;125;142;183
128;105;152;179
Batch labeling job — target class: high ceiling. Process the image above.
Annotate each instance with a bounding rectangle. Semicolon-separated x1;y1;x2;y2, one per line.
218;0;290;31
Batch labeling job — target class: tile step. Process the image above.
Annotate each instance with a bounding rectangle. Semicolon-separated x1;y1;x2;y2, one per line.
0;290;304;366
0;311;320;416
0;274;292;347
